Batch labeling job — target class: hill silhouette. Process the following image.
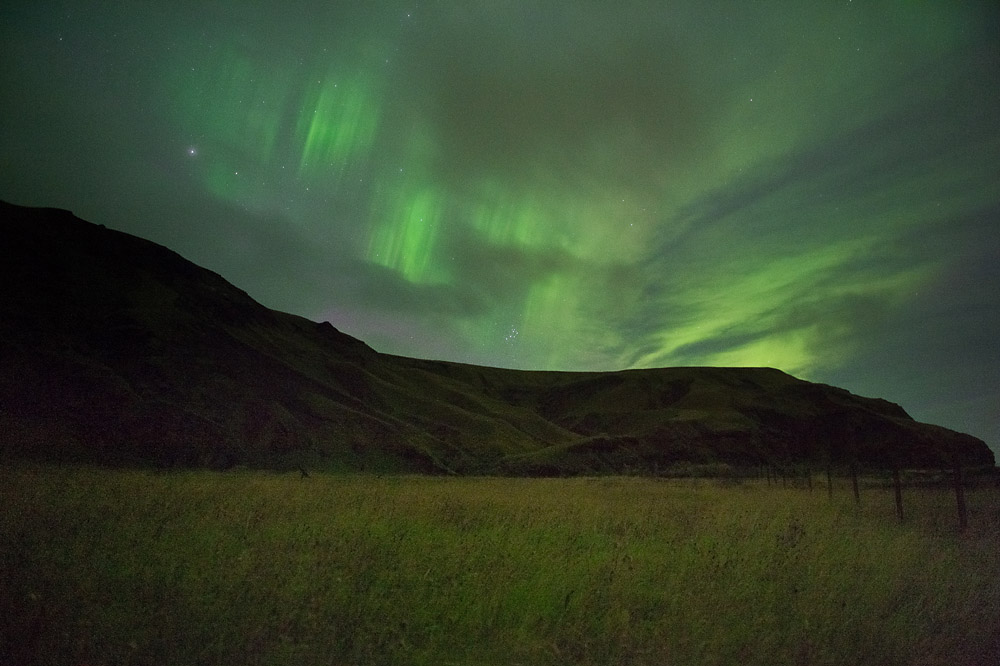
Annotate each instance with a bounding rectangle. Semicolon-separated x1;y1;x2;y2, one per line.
0;201;992;474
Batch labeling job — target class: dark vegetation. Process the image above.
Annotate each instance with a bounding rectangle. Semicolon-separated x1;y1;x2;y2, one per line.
0;200;994;474
2;467;999;666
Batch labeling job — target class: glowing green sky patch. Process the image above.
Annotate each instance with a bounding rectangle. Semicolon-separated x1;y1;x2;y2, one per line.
200;159;254;208
521;273;574;336
519;269;631;371
366;120;448;284
295;73;380;176
468;181;545;249
368;187;445;283
627;236;939;377
464;178;652;270
168;41;290;167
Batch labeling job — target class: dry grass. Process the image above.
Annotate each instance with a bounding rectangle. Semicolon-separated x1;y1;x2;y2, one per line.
1;465;998;665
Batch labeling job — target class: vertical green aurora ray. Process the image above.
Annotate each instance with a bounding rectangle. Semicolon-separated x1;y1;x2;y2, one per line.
295;72;381;177
368;186;445;283
166;35;385;213
365;121;452;284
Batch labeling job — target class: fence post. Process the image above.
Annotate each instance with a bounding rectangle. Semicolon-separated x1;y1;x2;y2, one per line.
953;464;968;530
851;462;861;506
826;463;833;500
892;467;904;523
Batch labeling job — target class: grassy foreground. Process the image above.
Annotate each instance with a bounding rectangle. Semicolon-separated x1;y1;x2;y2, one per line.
1;466;998;665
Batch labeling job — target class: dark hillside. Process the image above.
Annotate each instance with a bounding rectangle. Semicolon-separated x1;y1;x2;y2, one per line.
0;201;992;473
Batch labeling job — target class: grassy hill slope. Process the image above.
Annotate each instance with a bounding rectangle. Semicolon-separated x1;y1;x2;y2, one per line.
1;201;992;473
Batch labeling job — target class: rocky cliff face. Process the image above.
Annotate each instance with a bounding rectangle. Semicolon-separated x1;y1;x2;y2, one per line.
1;201;993;473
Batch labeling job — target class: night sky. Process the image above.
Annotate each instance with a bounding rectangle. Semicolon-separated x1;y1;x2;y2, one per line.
2;2;998;456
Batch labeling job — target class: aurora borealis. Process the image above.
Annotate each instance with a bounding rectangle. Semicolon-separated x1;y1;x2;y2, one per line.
1;2;998;455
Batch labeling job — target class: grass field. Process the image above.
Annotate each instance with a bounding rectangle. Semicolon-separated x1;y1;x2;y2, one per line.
2;465;998;665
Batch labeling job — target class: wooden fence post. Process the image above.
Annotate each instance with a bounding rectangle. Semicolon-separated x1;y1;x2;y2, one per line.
826;463;833;500
892;467;904;523
851;462;861;506
953;464;968;530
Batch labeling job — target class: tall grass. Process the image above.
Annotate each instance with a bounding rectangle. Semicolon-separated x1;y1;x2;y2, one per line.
2;465;997;665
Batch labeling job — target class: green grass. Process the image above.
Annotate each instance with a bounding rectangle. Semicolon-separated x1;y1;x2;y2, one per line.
2;465;998;665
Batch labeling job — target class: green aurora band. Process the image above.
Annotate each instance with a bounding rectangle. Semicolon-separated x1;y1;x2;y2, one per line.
162;2;998;376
